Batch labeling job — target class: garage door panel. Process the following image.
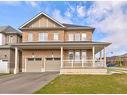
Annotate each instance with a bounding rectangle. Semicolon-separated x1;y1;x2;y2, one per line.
45;61;60;71
26;58;43;72
0;60;9;73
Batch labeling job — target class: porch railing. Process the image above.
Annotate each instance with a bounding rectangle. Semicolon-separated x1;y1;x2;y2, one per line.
62;59;106;68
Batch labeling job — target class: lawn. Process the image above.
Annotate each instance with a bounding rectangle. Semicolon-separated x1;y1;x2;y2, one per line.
0;73;10;76
35;74;127;94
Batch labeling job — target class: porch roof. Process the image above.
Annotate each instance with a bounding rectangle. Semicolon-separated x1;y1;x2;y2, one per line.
13;41;111;54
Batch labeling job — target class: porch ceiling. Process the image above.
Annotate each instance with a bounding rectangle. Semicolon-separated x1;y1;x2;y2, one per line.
13;42;111;54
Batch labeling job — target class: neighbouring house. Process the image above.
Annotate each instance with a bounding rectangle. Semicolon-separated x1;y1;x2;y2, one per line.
107;53;127;67
0;12;111;74
0;26;22;73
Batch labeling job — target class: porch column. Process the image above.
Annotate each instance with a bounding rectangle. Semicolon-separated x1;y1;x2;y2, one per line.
92;46;95;67
100;51;102;63
24;57;27;72
103;47;107;67
61;46;63;68
14;47;18;74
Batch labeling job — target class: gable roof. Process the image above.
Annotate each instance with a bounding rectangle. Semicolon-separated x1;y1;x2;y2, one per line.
19;12;65;29
0;26;22;35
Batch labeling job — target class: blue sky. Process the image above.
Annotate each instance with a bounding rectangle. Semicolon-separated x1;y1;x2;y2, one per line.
0;1;127;56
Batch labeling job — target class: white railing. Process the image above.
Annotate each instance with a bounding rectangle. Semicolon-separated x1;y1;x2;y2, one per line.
62;59;106;68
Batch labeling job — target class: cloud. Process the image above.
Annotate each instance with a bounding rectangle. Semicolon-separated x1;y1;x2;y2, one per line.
52;9;73;24
0;1;22;6
25;1;41;8
76;5;87;17
85;1;127;56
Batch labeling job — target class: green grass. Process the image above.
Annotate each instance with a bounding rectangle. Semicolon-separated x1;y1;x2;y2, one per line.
0;73;10;76
35;74;127;94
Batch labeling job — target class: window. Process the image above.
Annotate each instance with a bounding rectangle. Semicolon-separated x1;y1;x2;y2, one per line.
35;58;42;61
8;35;13;43
68;50;74;60
75;33;80;41
28;58;34;61
54;58;61;60
82;50;86;61
75;51;80;60
68;33;74;41
46;58;53;61
39;32;48;41
53;32;59;41
28;32;33;42
82;33;87;41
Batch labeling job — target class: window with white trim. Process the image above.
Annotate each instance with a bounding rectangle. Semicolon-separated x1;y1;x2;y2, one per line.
39;32;48;41
75;33;80;41
82;50;86;61
68;33;74;41
28;32;33;42
8;35;13;43
82;33;87;41
53;32;59;41
68;50;74;60
75;51;80;60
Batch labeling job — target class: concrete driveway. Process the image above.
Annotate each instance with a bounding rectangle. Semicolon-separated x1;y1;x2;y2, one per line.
0;72;59;94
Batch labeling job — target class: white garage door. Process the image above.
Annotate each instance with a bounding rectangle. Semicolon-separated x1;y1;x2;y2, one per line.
0;60;8;73
26;57;44;72
45;57;61;72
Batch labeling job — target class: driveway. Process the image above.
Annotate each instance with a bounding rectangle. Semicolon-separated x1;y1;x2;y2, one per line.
0;72;59;94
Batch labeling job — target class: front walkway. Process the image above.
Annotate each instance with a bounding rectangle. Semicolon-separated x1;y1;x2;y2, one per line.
0;72;59;94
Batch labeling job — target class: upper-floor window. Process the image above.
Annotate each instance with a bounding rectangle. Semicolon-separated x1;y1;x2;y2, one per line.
75;33;80;41
82;33;87;41
8;35;13;43
68;33;74;41
53;32;59;41
28;32;33;42
39;32;48;41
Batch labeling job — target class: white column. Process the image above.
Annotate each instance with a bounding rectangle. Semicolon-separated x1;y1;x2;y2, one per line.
71;60;74;68
103;47;107;67
24;57;27;72
61;46;63;68
82;59;84;67
44;57;46;72
14;47;18;74
100;51;102;64
92;46;95;67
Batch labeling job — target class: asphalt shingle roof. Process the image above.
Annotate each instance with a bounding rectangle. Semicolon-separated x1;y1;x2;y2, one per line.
62;23;95;29
0;26;22;35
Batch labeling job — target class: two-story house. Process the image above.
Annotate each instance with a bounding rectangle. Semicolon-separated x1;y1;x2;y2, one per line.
0;26;22;73
10;12;110;74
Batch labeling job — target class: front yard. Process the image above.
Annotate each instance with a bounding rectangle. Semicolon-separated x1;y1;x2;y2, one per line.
0;73;9;76
35;74;127;94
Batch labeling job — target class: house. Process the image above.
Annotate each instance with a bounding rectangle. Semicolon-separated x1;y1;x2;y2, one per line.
0;26;22;73
0;12;111;74
107;53;127;67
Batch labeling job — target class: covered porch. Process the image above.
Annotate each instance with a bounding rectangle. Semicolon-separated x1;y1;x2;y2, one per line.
13;42;110;74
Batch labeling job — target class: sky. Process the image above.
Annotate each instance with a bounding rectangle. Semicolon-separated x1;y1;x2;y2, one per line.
0;1;127;56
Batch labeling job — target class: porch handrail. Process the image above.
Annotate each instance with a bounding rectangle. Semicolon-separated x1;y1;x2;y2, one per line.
62;59;106;68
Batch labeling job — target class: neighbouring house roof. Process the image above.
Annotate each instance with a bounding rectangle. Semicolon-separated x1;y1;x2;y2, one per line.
0;26;22;36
